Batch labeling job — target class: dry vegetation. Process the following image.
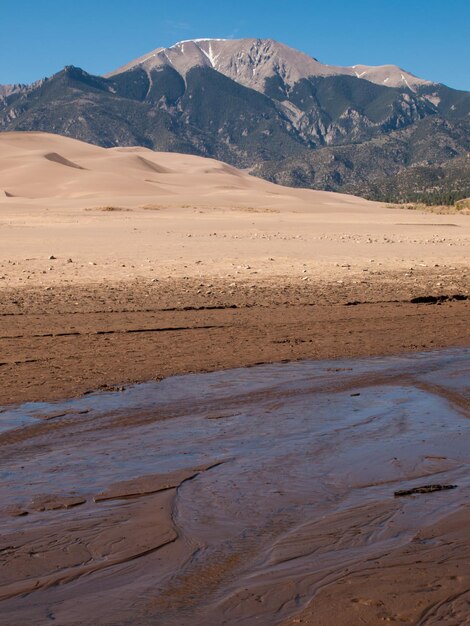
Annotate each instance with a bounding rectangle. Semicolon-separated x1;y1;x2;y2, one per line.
387;198;470;215
84;206;131;212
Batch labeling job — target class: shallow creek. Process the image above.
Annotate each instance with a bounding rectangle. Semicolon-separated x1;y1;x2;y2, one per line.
0;349;469;625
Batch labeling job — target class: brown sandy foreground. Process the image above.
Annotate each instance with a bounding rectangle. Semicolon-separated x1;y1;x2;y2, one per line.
1;132;470;625
1;275;470;406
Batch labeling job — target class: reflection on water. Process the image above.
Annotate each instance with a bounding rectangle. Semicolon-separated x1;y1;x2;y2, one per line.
0;348;469;625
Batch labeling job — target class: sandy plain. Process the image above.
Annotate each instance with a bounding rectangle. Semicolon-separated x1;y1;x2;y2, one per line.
0;131;470;625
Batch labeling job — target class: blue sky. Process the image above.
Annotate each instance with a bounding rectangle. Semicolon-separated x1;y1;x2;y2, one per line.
1;0;469;90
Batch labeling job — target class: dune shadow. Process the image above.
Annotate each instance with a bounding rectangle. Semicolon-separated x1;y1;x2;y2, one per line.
44;152;86;170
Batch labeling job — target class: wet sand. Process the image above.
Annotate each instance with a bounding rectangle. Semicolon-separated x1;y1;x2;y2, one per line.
0;275;469;405
0;348;469;625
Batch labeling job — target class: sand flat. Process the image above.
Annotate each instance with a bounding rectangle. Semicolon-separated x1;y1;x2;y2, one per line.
0;131;468;290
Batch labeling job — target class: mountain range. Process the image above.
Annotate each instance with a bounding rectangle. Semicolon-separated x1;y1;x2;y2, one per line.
1;38;469;203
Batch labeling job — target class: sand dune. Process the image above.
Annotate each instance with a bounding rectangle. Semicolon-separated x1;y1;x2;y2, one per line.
0;131;371;208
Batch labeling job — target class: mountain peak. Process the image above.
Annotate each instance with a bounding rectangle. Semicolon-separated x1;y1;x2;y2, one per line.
107;37;434;92
171;37;230;46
